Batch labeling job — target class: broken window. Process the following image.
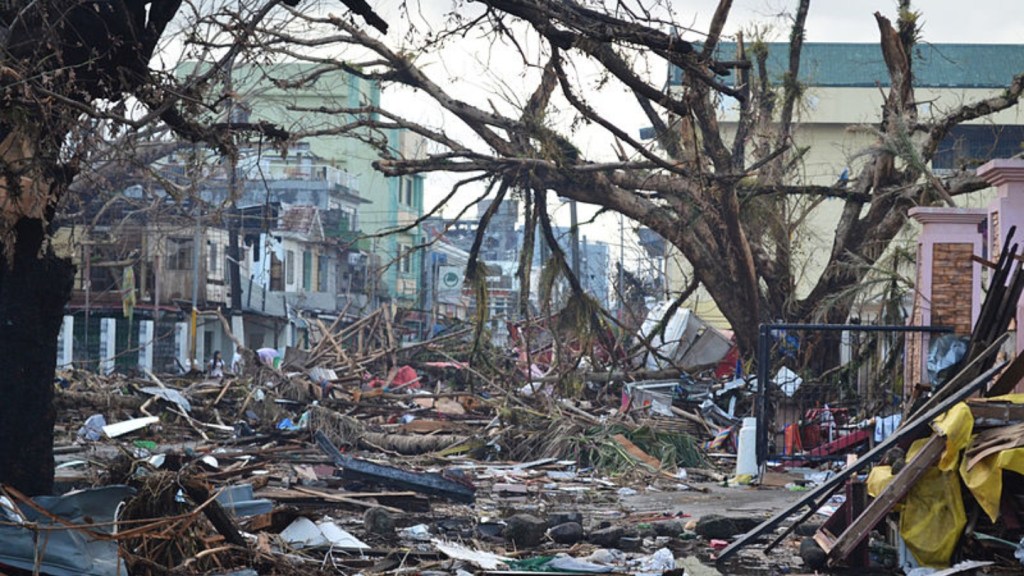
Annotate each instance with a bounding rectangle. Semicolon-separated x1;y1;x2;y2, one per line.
208;242;219;275
166;238;193;271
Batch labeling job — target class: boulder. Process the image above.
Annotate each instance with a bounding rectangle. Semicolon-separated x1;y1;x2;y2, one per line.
504;514;547;547
547;522;585;544
588;525;624;547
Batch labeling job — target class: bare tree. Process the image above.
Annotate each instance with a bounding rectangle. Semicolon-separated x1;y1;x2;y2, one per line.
0;0;386;495
257;0;1023;363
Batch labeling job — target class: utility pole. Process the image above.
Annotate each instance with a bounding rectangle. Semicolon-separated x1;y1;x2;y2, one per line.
190;206;201;371
619;213;625;319
83;243;91;370
225;55;246;348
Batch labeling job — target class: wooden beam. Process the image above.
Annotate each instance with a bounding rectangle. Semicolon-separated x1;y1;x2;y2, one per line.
984;340;1024;397
825;433;945;565
967;400;1024;423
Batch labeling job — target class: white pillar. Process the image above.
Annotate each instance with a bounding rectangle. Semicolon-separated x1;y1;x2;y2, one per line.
231;314;245;351
175;322;190;373
283;322;294;348
138;320;154;373
99;318;116;375
56;315;74;369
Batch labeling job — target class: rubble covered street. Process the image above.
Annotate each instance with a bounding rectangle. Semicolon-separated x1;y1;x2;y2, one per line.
35;308;821;576
23;264;1024;576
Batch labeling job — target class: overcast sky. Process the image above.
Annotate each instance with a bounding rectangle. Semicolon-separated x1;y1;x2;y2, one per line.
678;0;1024;43
372;0;1024;254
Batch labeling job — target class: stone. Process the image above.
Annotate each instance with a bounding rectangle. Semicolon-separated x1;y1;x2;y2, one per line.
547;522;584;544
617;535;643;551
800;538;827;570
794;522;821;537
652;520;685;537
678;556;722;576
547;511;584;527
588;525;624;547
363;507;395;536
504;513;547;547
694;514;760;540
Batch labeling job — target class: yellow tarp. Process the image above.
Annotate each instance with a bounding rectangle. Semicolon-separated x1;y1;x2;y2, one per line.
899;465;966;567
867;465;893;499
865;398;1024;566
863;403;974;567
956;393;1024;522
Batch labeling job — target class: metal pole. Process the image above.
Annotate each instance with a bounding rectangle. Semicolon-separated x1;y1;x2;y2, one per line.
190;209;201;370
756;324;770;471
618;214;625;318
84;244;91;370
569;199;581;280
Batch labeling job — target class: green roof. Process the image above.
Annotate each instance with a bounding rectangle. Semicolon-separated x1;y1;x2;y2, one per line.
671;43;1024;89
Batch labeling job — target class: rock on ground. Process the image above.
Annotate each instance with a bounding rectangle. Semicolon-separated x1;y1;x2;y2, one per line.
547;521;584;544
504;513;547;547
694;514;761;540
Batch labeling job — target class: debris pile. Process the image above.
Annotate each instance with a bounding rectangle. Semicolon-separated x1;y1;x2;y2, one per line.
21;233;1024;575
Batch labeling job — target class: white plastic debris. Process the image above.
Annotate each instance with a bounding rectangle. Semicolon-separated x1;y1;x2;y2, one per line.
102;416;159;438
399;524;432;541
585;548;626;565
280;517;369;550
774;366;803;397
138;386;191;412
636;547;675;575
432;539;511;570
77;414;106;442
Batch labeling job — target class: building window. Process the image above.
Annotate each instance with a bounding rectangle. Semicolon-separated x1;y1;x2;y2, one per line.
270;253;283;291
402;178;414;207
399;243;412;274
318;255;330;292
932;124;1024;172
208;242;219;275
302;250;313;291
166;238;193;271
286;250;295;285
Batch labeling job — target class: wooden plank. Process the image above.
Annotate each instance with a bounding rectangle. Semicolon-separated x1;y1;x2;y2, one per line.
612;434;663;471
967;401;1024;422
289;485;404;513
715;360;1005;564
985;339;1024;397
825;433;945;565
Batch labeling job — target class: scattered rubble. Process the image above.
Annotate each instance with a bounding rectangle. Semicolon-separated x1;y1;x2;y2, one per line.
20;238;1024;575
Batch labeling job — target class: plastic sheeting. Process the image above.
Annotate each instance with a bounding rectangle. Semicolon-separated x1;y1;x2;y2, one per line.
866;404;974;567
899;459;966;567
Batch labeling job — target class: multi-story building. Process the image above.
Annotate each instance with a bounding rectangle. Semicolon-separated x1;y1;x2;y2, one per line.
54;147;379;372
202;63;427;308
661;42;1024;328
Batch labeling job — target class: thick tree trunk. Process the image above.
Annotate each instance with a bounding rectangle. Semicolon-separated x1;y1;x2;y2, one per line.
0;218;75;496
